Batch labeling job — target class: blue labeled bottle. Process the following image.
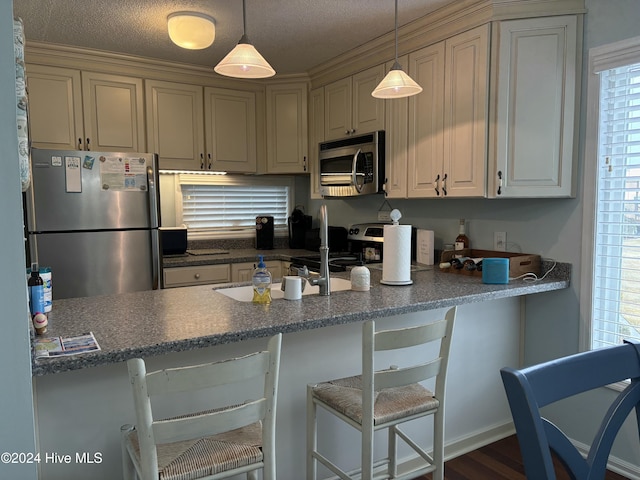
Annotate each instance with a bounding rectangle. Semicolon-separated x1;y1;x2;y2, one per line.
252;255;272;304
28;262;45;316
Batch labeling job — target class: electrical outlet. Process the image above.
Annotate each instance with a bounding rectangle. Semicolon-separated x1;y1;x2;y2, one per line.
494;231;507;251
378;211;391;222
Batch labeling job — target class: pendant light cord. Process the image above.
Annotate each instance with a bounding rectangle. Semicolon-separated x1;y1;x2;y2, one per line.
394;0;399;62
242;0;247;35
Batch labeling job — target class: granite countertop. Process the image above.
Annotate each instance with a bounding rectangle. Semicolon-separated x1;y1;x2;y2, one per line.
32;261;570;376
162;248;311;268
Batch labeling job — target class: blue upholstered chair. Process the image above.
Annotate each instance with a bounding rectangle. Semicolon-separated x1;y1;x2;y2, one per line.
500;341;640;480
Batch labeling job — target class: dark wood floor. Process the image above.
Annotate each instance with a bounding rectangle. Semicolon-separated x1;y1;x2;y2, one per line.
421;435;628;480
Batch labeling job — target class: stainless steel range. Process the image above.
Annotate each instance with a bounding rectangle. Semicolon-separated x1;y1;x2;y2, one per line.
289;223;387;274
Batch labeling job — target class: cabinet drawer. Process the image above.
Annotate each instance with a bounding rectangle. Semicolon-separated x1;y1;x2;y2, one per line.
163;264;230;288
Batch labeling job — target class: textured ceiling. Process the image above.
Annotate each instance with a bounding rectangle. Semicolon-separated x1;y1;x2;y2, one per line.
12;0;455;75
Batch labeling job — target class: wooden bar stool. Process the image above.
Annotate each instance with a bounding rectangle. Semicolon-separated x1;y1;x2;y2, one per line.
307;307;457;480
121;333;282;480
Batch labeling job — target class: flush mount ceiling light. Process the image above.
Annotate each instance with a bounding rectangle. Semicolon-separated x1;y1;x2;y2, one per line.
372;0;423;99
214;0;275;79
168;12;216;50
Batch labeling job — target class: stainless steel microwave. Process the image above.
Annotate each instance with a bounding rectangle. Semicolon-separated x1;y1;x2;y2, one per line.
319;130;385;197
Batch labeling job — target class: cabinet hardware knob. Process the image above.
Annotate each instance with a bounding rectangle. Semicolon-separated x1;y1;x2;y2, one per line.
434;174;440;196
442;173;448;196
303;156;307;172
208;153;212;169
86;138;90;151
194;273;200;279
200;153;204;170
497;170;503;195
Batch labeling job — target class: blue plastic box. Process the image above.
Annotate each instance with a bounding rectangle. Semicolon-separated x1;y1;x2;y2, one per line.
482;258;510;284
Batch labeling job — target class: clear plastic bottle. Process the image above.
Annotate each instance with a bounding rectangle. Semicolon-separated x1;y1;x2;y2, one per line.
252;255;272;304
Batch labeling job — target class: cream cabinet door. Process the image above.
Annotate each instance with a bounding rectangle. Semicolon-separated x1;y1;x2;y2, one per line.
266;83;308;174
145;80;205;170
27;65;84;150
408;43;445;198
163;264;231;288
204;88;257;173
324;77;351;141
384;57;409;199
231;261;283;282
443;24;489;198
81;72;145;152
352;65;385;135
324;65;385;141
309;87;324;199
489;16;579;198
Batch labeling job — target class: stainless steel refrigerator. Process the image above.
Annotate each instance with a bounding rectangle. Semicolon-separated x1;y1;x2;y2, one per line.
26;148;161;299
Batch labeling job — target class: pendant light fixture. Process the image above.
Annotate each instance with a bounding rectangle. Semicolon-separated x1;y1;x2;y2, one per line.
372;0;422;99
214;0;275;79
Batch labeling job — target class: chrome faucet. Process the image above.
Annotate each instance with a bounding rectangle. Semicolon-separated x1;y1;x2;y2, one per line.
301;204;330;296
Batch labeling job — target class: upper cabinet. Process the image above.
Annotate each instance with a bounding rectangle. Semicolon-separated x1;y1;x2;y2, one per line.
145;80;205;171
488;15;579;198
27;65;145;152
204;87;257;173
324;64;385;140
400;24;489;199
146;81;258;173
265;83;308;174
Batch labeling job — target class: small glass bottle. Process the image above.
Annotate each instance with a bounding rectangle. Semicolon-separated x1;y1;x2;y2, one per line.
455;219;470;251
28;262;45;316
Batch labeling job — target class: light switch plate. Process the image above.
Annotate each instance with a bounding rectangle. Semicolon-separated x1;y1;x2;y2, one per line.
494;232;507;251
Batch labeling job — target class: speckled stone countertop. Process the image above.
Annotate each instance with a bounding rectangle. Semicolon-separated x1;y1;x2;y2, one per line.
32;259;570;376
162;248;312;269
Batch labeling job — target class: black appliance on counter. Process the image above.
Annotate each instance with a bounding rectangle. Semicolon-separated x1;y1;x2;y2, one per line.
288;222;417;274
289;223;386;274
256;216;274;249
288;207;312;249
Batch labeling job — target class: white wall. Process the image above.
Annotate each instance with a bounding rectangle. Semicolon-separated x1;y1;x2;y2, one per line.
0;3;38;479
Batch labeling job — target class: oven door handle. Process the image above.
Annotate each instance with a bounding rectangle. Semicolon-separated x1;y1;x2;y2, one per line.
352;149;364;193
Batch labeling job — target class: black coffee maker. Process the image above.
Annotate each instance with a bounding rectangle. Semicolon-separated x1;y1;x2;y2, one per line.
288;207;312;249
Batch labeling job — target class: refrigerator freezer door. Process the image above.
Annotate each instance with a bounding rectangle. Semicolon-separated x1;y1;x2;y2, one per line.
30;229;159;299
28;150;157;232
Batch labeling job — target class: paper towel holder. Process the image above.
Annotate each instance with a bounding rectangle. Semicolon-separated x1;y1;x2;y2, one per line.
380;209;414;286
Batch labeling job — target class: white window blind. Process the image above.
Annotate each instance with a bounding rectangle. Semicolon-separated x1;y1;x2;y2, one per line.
177;174;292;236
593;62;640;349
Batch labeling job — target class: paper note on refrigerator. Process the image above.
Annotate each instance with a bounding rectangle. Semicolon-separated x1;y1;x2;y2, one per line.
416;229;434;265
64;156;82;192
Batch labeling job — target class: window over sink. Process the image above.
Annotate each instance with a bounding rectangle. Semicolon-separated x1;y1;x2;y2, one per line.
165;172;294;239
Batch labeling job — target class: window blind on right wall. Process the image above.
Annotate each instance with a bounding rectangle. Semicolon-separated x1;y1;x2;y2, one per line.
593;62;640;349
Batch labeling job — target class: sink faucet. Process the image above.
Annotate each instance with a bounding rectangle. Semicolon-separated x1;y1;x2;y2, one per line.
302;204;330;296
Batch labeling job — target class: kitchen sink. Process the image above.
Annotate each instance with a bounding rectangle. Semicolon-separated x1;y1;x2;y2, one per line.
215;277;352;302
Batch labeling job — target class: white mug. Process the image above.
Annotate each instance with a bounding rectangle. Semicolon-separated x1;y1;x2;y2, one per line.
280;276;306;300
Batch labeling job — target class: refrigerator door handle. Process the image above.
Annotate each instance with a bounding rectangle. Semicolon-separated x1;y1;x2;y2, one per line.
147;156;160;229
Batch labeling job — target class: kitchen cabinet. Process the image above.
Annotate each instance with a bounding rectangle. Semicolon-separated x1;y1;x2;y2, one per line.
145;80;205;170
324;64;385;141
146;82;258;173
488;15;579;198
231;261;283;282
309;87;325;199
204;87;257;173
384;57;410;199
404;24;489;198
266;83;308;174
163;264;231;288
27;65;145;152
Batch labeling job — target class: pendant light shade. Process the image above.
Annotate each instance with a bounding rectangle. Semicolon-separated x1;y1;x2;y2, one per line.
372;0;422;99
214;0;275;79
167;12;215;50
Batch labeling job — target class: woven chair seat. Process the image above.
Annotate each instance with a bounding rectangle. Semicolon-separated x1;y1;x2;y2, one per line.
311;374;439;426
125;420;262;480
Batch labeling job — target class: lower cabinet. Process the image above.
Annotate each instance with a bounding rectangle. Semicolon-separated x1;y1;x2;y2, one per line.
231;261;283;283
163;264;231;288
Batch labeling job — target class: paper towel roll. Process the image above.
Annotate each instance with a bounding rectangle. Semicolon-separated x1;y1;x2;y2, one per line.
382;224;413;285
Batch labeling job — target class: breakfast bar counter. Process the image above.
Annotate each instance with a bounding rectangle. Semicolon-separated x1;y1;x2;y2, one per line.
31;261;570;480
32;261;569;376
